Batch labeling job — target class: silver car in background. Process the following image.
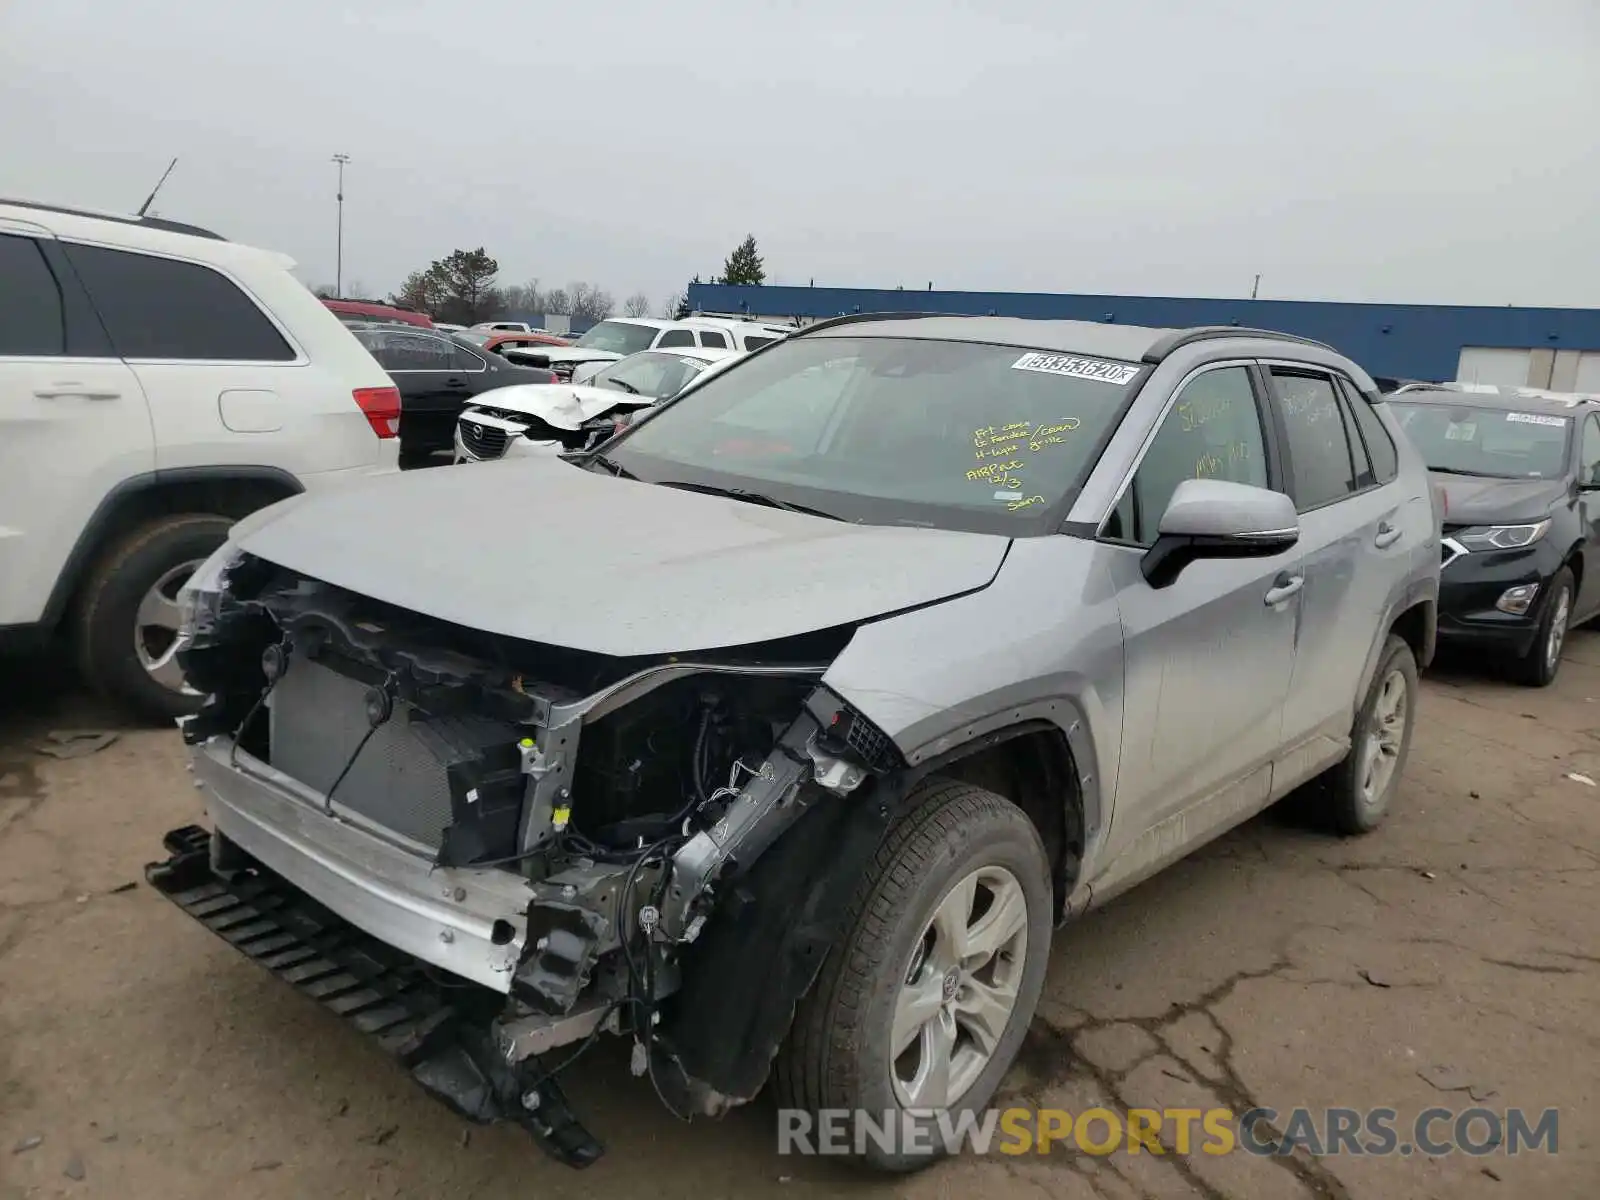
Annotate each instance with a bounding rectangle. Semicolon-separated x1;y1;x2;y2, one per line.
149;316;1439;1172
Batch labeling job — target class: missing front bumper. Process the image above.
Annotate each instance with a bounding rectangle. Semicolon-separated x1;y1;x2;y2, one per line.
189;736;531;992
144;825;605;1168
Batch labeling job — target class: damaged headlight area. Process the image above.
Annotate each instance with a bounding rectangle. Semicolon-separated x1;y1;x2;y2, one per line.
174;541;246;641
148;555;901;1166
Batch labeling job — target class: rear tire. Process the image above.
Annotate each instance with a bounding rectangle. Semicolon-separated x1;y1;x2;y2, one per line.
1311;634;1419;836
73;514;231;723
773;777;1052;1172
1511;568;1573;688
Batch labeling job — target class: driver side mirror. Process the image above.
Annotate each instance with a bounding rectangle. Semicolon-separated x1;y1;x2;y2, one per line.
1141;479;1300;588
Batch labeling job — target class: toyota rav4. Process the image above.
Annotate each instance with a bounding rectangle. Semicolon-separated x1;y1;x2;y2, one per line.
147;316;1439;1171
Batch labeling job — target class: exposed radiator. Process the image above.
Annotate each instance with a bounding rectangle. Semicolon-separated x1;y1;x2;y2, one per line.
268;657;504;852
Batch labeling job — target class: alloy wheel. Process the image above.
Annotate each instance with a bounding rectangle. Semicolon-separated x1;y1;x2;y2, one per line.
1546;587;1571;674
134;560;203;695
890;866;1029;1110
1359;668;1409;808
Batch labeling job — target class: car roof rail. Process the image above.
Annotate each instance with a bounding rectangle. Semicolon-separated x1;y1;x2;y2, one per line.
789;311;952;337
1141;325;1335;364
0;197;225;241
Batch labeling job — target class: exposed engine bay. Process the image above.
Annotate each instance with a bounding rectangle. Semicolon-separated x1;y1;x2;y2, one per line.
156;550;903;1166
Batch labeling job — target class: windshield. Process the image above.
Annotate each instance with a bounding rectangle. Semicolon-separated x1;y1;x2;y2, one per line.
606;335;1143;533
574;320;658;355
1390;402;1571;479
592;351;705;399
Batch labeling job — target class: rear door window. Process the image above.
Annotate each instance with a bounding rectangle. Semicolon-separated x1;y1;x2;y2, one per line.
1335;385;1374;488
65;244;296;362
1269;369;1360;510
360;330;455;371
0;234;67;356
657;329;695;348
697;330;729;348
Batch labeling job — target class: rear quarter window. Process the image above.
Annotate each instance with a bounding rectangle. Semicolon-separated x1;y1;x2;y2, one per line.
1340;377;1399;483
66;244;295;362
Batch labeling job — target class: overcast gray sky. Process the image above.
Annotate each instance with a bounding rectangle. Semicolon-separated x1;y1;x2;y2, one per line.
3;0;1596;310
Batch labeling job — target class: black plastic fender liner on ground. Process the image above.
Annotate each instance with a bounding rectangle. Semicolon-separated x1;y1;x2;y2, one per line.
658;777;901;1107
144;825;603;1168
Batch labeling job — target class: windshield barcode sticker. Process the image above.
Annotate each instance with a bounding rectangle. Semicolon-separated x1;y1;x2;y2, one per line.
1011;352;1140;385
1506;412;1567;427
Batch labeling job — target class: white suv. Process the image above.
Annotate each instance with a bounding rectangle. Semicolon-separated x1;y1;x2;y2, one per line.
0;198;401;720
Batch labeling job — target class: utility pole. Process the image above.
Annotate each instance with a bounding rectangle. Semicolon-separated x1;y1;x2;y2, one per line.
332;154;350;298
1250;273;1261;300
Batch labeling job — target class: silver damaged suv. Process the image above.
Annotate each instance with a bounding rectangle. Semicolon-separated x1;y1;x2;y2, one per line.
148;316;1440;1170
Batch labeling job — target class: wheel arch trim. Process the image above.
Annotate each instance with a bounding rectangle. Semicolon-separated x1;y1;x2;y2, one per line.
40;466;304;630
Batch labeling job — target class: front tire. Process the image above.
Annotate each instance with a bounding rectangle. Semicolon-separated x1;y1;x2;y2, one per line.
73;514;231;723
1511;567;1573;688
773;778;1053;1172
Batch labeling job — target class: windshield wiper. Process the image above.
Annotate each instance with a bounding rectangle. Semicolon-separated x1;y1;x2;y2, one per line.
604;377;640;395
1430;467;1511;479
658;481;843;521
588;453;637;480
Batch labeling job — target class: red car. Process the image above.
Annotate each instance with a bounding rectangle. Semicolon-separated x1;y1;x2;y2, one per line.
322;298;434;329
459;330;573;355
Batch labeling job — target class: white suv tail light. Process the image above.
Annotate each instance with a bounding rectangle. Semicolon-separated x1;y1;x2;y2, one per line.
352;386;402;438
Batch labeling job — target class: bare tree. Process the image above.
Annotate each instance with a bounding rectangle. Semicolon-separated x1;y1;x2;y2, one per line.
661;291;686;319
568;282;614;323
500;280;544;314
623;292;651;317
542;287;571;315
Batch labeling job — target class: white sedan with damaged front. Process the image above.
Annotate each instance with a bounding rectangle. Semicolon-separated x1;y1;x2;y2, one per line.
454;347;737;462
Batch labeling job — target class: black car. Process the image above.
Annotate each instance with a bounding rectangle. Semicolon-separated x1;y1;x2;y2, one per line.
1388;385;1600;685
352;326;555;465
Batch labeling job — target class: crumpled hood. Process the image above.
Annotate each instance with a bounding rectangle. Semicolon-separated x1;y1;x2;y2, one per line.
501;346;622;368
232;458;1011;656
1432;472;1567;526
467;383;653;431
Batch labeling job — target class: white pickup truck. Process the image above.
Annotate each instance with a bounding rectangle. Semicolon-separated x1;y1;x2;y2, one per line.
502;317;785;381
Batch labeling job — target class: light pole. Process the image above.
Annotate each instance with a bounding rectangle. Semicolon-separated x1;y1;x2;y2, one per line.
332;153;350;297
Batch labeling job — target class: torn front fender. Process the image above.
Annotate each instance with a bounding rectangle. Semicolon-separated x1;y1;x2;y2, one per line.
658;775;903;1107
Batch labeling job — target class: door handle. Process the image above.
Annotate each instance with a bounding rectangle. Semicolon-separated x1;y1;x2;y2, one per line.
444;377;467;388
1265;573;1304;606
34;388;121;401
1374;521;1401;549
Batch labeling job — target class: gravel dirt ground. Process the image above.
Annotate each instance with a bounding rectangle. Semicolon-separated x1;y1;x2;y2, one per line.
2;632;1597;1199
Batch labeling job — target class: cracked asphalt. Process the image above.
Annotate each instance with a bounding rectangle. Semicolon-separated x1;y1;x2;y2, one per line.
2;632;1597;1199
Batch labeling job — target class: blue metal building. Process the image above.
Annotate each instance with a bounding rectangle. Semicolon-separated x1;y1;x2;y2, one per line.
686;283;1600;391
